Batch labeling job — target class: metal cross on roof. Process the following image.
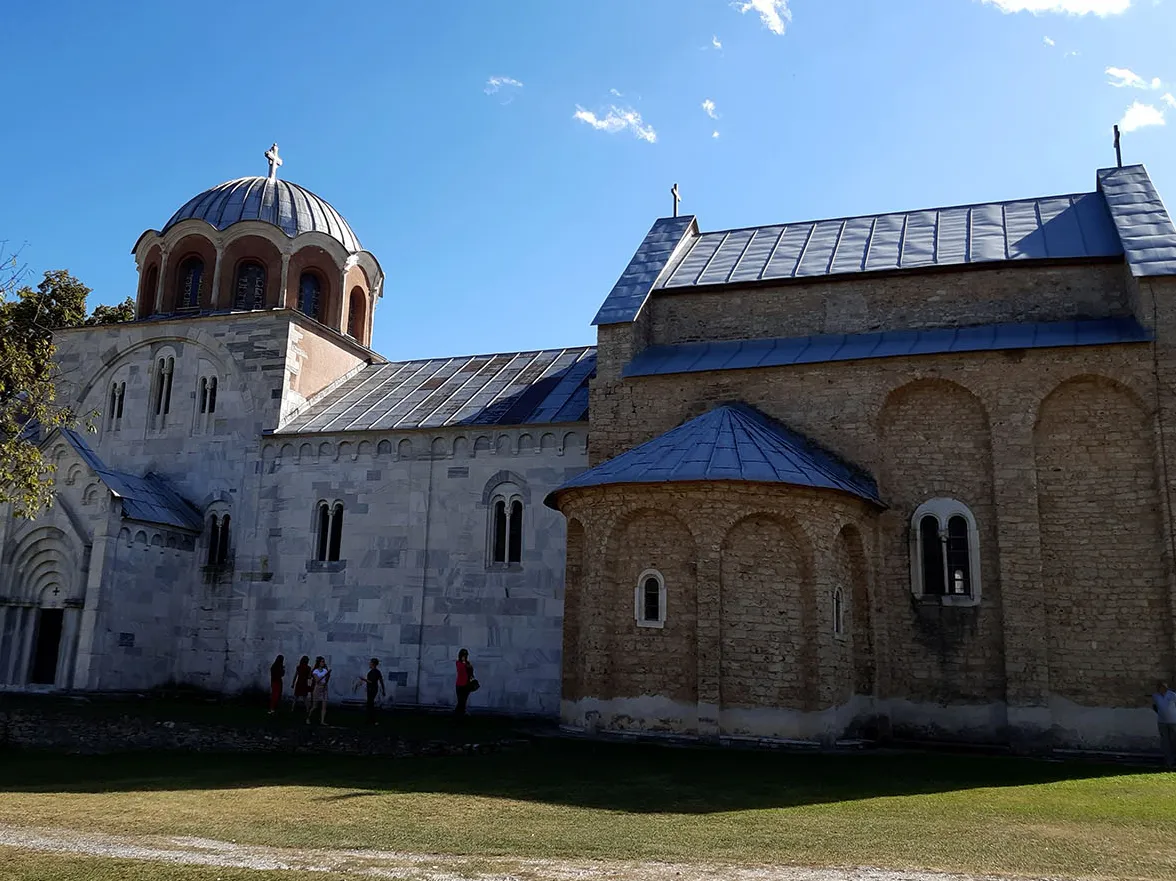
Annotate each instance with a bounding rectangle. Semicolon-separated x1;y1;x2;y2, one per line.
265;143;283;180
671;183;681;218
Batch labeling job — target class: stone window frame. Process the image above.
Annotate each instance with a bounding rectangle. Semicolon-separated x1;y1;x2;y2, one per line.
311;499;345;566
105;376;127;435
832;588;846;638
193;373;219;435
635;568;667;629
909;498;982;608
148;348;178;433
484;474;528;571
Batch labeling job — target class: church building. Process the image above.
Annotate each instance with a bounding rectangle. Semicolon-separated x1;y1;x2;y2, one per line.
3;147;1176;751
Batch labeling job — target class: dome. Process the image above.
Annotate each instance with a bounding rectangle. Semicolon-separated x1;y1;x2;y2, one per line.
163;176;361;252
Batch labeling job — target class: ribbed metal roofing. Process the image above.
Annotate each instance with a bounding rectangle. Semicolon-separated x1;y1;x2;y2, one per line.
658;192;1121;291
163;177;361;252
547;404;881;507
625;318;1150;378
1098;165;1176;277
60;429;204;532
279;347;595;434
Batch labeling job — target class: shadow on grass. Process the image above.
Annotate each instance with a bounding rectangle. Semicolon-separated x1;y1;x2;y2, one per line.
0;737;1139;814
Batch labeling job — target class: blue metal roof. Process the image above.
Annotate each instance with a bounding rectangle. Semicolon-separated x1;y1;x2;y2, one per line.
590;170;1176;326
60;429;204;532
592;216;697;326
1098;165;1176;277
279;347;595;434
624;317;1150;378
654;192;1121;294
164;177;362;252
547;403;881;507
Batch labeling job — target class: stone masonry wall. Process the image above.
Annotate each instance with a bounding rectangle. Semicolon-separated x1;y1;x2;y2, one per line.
648;263;1128;346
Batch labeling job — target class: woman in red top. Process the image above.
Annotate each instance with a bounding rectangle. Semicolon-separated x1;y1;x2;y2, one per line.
455;649;475;716
290;655;312;713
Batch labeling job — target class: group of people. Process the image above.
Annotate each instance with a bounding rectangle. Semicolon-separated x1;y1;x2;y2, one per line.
265;649;479;725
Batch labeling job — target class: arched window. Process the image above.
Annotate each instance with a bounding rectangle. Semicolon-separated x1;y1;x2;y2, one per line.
635;569;666;628
140;265;158;318
178;257;204;310
833;589;845;636
106;381;125;432
314;501;344;562
233;261;266;310
488;489;524;566
347;288;366;340
205;513;231;566
152;356;175;426
297;272;322;321
910;499;982;606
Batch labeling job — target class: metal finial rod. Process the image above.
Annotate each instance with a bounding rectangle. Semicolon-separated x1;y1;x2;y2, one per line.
1113;125;1122;169
671;183;681;218
265;143;283;180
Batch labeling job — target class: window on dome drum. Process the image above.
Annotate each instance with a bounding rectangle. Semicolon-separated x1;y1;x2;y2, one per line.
178;257;204;310
910;499;981;605
314;501;344;562
347;289;366;340
489;494;524;566
297;272;322;321
233;262;266;309
206;514;231;566
635;570;666;628
140;266;158;317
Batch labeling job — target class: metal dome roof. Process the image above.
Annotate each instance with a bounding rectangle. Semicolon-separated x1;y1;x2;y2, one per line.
163;176;361;252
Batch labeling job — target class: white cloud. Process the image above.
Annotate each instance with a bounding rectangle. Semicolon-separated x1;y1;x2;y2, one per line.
609;88;623;97
1118;101;1166;132
712;131;721;138
484;76;523;95
573;105;658;143
1163;93;1176;108
1043;35;1056;45
1106;66;1162;89
702;99;718;119
979;0;1130;14
712;35;723;49
736;0;792;35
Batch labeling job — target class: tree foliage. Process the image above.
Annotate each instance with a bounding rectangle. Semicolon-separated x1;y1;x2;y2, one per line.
1;263;134;517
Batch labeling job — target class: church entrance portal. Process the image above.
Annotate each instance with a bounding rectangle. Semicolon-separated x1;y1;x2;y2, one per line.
30;608;64;685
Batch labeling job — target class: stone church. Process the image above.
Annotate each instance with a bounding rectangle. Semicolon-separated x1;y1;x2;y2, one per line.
3;147;1176;751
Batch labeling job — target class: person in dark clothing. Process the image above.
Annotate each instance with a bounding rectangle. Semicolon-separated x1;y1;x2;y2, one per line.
291;655;312;713
455;648;475;716
364;657;386;724
268;654;285;714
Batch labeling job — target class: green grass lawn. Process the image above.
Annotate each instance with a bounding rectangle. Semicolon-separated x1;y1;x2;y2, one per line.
1;741;1175;879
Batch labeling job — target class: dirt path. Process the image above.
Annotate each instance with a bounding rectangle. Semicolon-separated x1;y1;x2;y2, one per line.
0;823;1065;881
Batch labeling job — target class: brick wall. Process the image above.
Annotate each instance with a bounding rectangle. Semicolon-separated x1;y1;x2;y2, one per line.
648;263;1128;346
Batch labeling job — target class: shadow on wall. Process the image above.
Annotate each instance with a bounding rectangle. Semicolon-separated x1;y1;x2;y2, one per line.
0;739;1135;814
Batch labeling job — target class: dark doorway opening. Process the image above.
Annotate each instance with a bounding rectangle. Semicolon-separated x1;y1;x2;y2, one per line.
30;608;63;685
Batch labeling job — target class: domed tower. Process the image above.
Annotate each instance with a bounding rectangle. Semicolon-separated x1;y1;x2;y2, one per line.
131;144;383;347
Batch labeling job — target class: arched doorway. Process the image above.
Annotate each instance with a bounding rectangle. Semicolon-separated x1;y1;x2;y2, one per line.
30;584;66;686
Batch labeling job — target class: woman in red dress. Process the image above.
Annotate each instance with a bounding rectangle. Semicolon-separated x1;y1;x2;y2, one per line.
455;648;475;716
290;655;312;713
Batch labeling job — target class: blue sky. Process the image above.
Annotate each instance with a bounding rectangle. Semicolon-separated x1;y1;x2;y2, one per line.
4;0;1174;360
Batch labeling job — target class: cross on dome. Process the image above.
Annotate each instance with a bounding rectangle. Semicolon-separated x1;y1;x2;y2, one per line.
265;143;283;180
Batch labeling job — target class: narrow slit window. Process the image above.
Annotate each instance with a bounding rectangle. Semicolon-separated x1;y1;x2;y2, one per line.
316;503;330;562
115;383;125;419
217;514;231;564
833;589;845;635
946;515;971;596
199;378;209;415
207;377;217;414
919;515;945;596
328;503;344;562
206;515;220;566
643;577;661;623
492;500;507;564
508;500;523;564
162;357;174;415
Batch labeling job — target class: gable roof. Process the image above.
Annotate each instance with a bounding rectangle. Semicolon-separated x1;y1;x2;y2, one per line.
546;403;881;508
59;429;203;532
593;165;1176;327
278;347;595;434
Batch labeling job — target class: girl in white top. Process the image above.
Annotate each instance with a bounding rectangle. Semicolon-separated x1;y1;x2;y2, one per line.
308;656;331;725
